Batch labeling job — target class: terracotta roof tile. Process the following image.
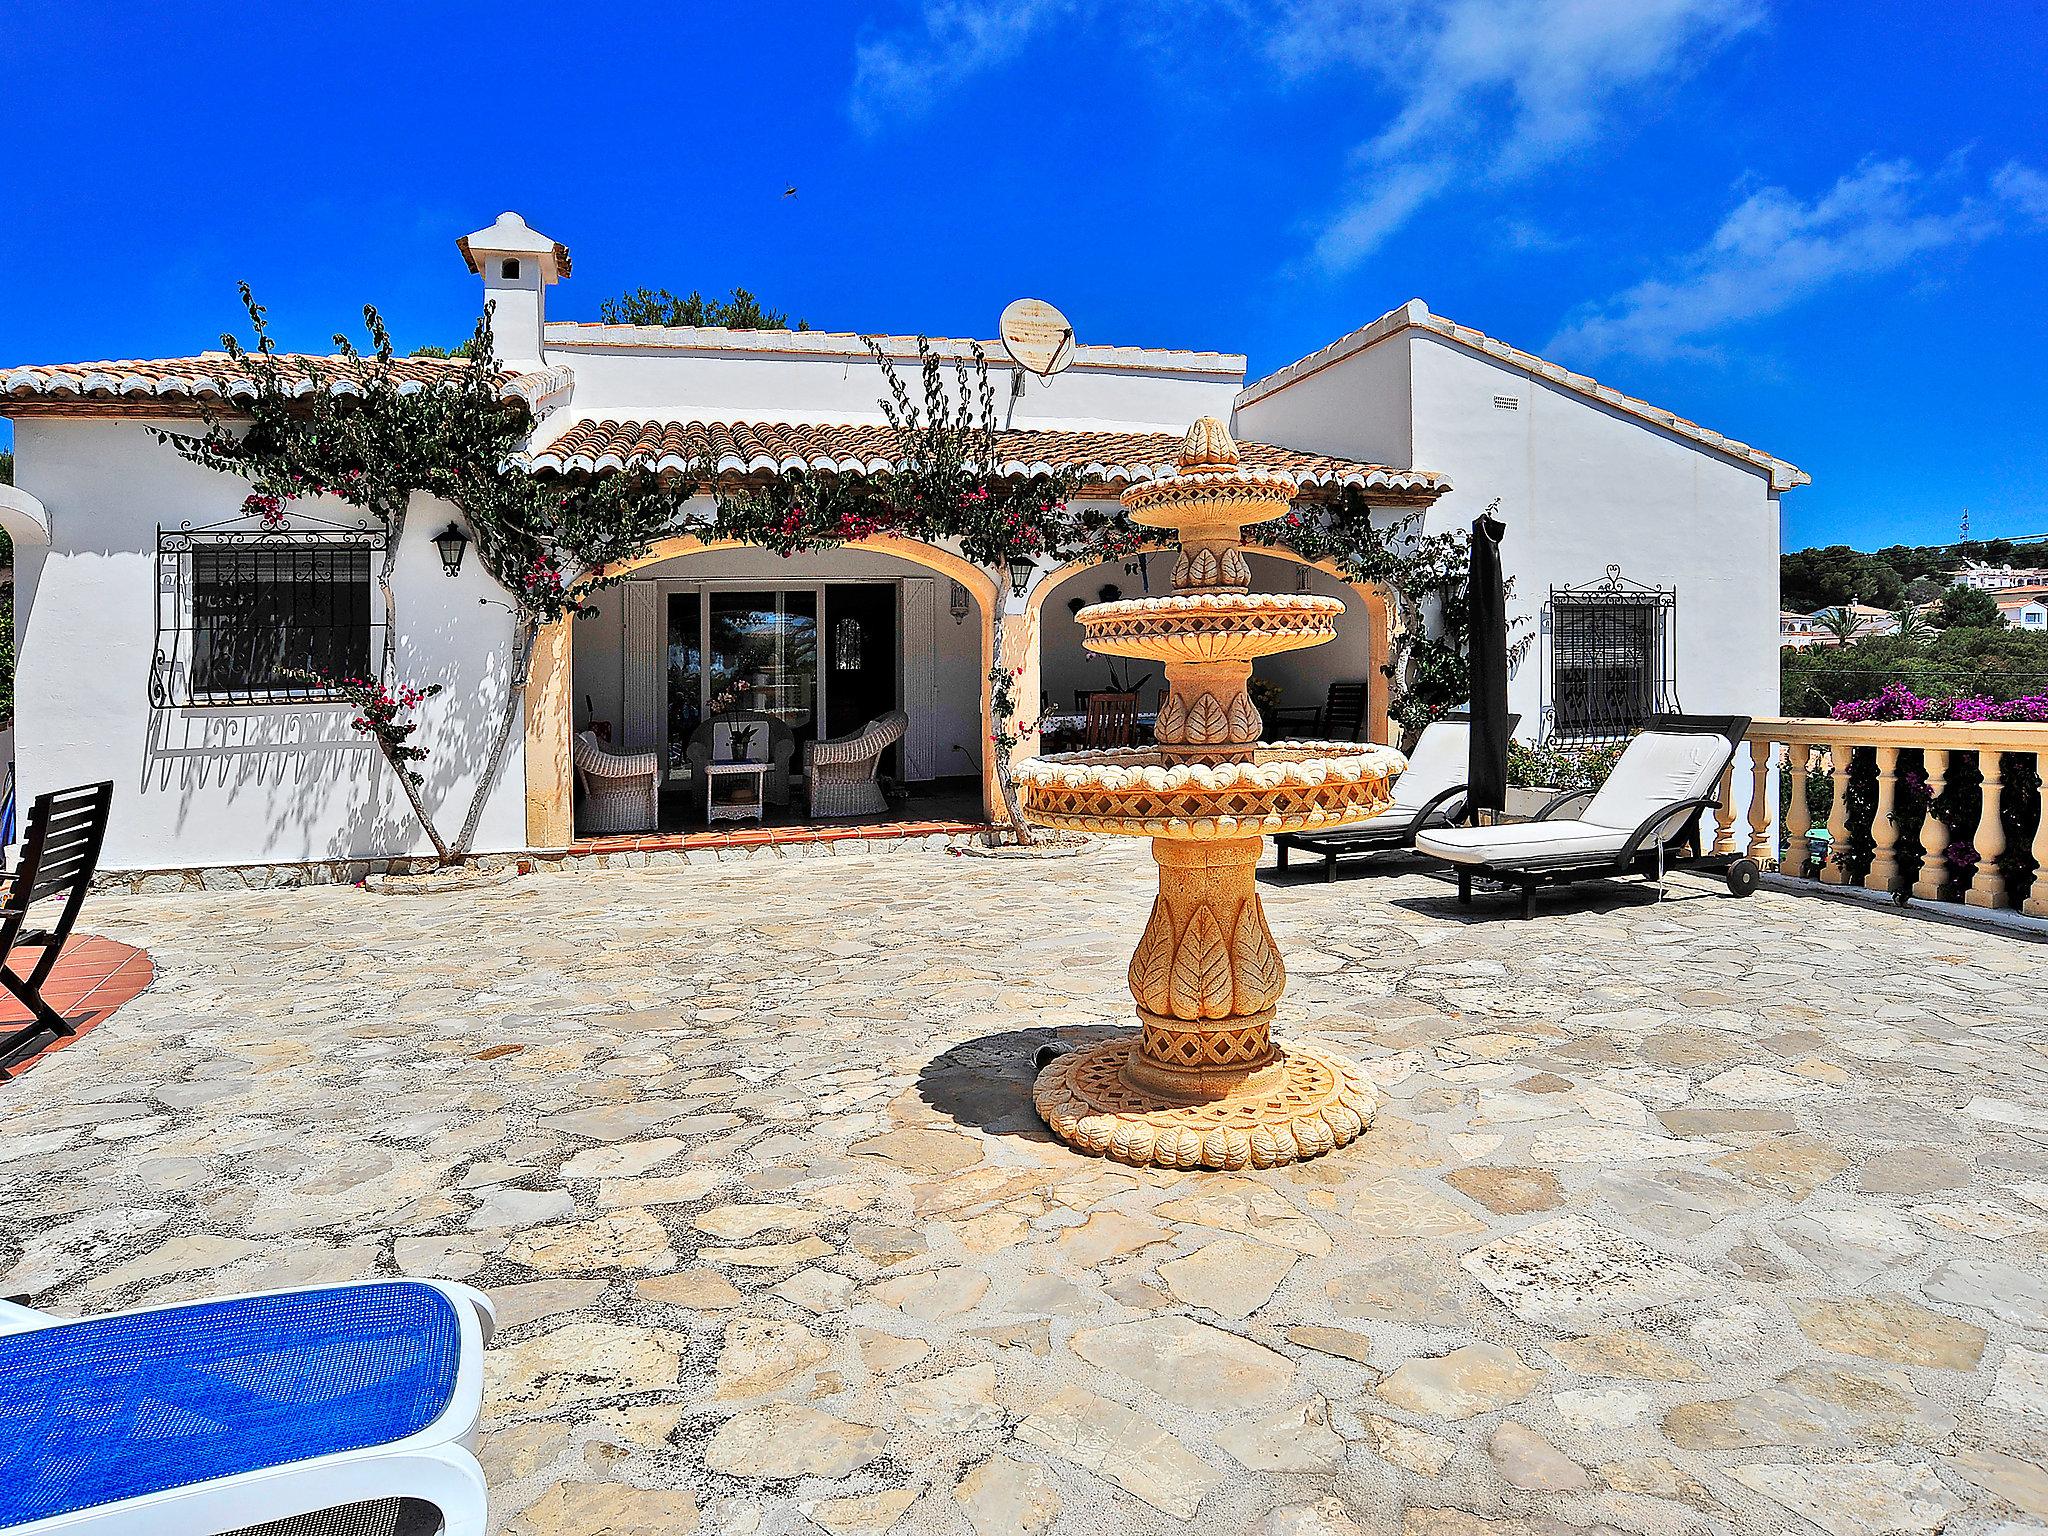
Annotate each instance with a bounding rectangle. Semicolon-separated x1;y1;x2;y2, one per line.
521;418;1448;499
0;353;572;414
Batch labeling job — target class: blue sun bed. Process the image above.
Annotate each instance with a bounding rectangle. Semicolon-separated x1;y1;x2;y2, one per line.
0;1280;494;1536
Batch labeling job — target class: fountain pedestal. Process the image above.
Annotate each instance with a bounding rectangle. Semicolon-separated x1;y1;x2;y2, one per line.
1015;418;1405;1171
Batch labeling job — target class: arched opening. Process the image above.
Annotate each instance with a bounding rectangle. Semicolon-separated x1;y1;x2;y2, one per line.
525;534;1002;846
1023;544;1395;750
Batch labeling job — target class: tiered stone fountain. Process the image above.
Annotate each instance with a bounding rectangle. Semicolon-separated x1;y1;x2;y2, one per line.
1016;418;1406;1171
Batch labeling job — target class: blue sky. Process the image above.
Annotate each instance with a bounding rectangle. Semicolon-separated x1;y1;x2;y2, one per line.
3;0;2043;552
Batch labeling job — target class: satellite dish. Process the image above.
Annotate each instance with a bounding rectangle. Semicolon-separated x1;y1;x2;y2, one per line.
1000;298;1076;380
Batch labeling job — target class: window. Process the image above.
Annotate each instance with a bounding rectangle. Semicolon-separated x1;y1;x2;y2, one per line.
1545;567;1677;741
500;258;521;279
154;527;383;706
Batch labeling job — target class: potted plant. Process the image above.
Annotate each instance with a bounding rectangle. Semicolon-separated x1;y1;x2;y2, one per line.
1505;739;1624;819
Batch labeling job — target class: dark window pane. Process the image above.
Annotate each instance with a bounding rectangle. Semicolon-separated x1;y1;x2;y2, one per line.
190;545;372;698
1551;593;1666;740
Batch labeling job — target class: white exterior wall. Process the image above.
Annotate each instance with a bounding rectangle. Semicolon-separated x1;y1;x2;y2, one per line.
1224;334;1412;467
538;333;1243;434
12;419;529;871
1237;330;1782;734
1236;327;1782;831
1401;334;1781;742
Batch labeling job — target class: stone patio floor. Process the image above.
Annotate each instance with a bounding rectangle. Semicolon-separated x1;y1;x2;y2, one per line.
5;844;2048;1536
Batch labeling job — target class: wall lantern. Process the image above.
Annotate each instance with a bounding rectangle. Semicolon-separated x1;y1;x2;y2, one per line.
1008;555;1035;597
949;580;971;623
433;521;470;578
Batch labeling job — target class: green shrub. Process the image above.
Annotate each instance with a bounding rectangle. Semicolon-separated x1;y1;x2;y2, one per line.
1507;739;1624;791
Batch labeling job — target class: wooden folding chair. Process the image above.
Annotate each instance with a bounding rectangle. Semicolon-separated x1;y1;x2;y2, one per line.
1085;692;1140;749
0;781;115;1078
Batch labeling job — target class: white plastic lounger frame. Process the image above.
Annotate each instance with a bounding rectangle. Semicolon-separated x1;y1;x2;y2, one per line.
1;1280;495;1536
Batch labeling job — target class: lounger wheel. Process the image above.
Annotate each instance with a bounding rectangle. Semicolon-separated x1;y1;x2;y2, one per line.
1726;857;1760;897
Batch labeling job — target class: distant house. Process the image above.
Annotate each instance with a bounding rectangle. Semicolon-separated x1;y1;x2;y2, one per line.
1950;559;2048;591
1992;586;2048;631
2;213;1805;876
1780;611;1826;649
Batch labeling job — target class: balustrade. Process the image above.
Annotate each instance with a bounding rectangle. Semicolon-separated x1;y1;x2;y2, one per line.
1736;719;2048;922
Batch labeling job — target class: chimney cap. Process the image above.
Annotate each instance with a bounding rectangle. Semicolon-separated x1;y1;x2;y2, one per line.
458;212;571;282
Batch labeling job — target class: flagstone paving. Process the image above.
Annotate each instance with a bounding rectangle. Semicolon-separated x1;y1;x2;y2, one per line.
5;844;2048;1535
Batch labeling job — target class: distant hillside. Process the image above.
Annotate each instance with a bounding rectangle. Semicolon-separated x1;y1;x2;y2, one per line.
1781;538;2042;612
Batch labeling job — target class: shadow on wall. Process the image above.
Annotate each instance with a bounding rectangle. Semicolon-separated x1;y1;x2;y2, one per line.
139;605;520;863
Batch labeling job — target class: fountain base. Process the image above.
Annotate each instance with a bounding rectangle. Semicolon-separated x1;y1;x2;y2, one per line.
1032;1037;1378;1171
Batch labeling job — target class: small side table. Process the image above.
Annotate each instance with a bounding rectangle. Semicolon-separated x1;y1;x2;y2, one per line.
705;761;769;825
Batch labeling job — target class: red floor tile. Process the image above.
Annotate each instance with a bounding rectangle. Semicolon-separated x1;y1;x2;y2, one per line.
0;934;155;1082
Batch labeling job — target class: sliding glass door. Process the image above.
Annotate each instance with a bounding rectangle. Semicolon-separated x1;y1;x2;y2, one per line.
707;590;818;735
667;585;843;780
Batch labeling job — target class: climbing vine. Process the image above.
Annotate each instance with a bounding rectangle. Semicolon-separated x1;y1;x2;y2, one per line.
153;291;1494;858
714;338;1082;837
157;289;692;861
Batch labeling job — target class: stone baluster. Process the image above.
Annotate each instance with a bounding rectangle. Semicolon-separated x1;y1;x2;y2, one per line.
1820;743;1853;885
2026;751;2048;919
1864;746;1902;893
1965;750;2008;909
1912;748;1949;901
1783;742;1814;876
1712;764;1739;854
1746;739;1774;862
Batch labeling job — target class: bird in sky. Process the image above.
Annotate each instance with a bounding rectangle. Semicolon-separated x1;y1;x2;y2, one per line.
783;185;798;199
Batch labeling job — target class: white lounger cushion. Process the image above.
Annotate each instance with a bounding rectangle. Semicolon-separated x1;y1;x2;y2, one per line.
1580;730;1729;829
1387;721;1470;814
1415;819;1630;867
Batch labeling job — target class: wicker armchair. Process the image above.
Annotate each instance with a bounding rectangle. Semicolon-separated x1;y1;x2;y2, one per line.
805;709;909;819
573;730;660;835
685;710;796;809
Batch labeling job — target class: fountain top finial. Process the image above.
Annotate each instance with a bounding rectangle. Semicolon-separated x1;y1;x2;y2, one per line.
1123;415;1295;527
1179;417;1240;471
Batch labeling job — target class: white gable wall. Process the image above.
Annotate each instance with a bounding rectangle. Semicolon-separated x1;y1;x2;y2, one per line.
1237;329;1781;741
539;335;1244;434
1223;331;1412;468
1404;333;1781;741
11;419;530;871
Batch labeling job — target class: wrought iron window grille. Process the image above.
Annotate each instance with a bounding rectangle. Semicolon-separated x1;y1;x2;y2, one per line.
1541;564;1678;743
152;510;386;707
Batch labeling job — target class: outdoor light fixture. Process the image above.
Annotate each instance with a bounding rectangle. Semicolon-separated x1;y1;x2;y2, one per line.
433;521;470;578
1295;563;1311;592
1008;555;1035;597
949;580;970;623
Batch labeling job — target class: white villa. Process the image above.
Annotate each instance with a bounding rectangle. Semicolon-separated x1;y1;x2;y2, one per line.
1993;586;2048;631
1;213;1805;877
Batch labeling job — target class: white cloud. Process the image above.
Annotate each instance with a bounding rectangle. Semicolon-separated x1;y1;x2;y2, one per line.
849;0;1082;134
1993;160;2048;226
1273;0;1760;271
1549;158;2002;363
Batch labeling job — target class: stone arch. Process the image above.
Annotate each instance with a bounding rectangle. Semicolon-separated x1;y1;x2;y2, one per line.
524;533;1004;847
1022;544;1397;750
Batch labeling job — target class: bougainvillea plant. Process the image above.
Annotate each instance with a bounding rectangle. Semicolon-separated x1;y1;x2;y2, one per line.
155;292;1493;857
157;289;694;860
714;338;1083;838
1832;682;2048;723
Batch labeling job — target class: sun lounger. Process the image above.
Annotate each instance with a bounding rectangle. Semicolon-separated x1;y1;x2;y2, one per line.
1273;715;1518;881
1414;714;1758;917
0;1279;494;1536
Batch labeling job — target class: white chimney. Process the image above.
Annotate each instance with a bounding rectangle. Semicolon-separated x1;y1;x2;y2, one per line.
457;212;569;370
